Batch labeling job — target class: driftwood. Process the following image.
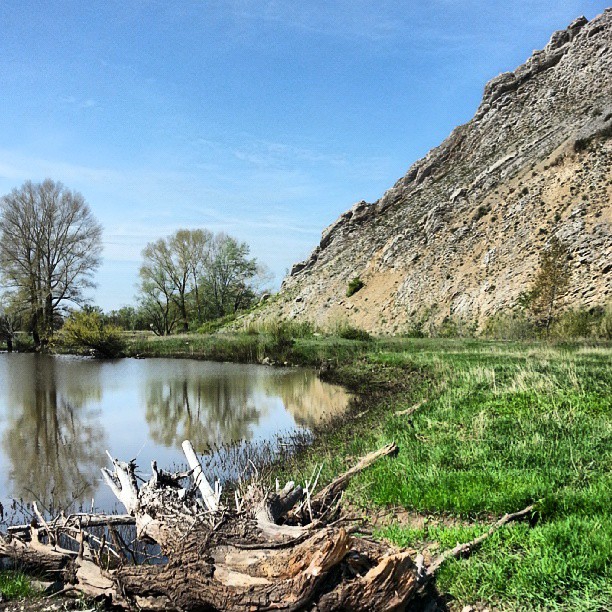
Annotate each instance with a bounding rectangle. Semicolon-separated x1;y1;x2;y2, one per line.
395;400;425;417
0;440;535;611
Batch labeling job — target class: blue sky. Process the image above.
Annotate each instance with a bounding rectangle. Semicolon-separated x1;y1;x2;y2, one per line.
0;0;608;310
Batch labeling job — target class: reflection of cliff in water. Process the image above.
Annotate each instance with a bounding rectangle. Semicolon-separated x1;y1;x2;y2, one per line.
263;371;352;429
3;355;106;509
145;375;261;449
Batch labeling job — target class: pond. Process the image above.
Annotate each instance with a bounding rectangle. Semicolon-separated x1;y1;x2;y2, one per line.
0;353;351;516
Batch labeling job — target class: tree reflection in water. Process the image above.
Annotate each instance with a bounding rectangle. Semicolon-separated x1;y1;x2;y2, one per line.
145;375;262;449
145;366;352;453
263;371;353;429
3;355;106;510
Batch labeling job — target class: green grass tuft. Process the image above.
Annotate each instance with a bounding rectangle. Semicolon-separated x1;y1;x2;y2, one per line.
0;570;37;600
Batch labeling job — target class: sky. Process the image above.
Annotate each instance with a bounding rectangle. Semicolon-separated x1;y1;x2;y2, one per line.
0;0;609;311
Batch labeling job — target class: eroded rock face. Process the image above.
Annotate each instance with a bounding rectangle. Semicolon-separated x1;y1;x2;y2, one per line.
270;10;612;333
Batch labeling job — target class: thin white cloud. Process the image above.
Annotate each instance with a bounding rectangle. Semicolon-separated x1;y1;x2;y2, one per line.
59;95;98;110
224;0;405;41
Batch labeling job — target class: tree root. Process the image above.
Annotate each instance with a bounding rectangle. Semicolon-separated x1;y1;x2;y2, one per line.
0;440;535;611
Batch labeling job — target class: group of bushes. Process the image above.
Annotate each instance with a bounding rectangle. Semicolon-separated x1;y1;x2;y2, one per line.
55;310;126;357
241;319;372;351
481;304;612;341
399;304;612;341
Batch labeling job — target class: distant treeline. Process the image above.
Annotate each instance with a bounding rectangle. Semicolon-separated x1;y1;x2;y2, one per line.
0;179;270;348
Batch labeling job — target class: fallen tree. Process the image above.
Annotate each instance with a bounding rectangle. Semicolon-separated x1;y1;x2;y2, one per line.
0;440;534;610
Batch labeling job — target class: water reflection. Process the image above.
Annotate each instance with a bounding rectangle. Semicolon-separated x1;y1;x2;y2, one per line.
265;372;353;429
0;355;351;513
144;365;352;452
145;376;261;449
2;355;106;510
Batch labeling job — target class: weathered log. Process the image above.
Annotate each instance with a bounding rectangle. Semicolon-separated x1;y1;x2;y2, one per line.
0;439;536;611
182;439;219;512
8;513;135;538
395;400;425;417
304;442;398;518
0;533;73;578
117;527;351;611
100;453;140;514
317;550;418;611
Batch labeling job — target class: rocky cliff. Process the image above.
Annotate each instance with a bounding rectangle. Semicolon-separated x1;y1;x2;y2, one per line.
265;10;612;333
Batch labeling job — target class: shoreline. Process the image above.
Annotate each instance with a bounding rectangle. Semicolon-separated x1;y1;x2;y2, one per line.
0;335;610;609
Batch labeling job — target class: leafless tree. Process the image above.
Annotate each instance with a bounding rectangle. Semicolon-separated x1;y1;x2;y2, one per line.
0;179;102;346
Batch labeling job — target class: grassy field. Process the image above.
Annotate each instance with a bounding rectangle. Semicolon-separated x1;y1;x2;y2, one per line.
275;338;611;611
1;332;610;609
121;332;611;609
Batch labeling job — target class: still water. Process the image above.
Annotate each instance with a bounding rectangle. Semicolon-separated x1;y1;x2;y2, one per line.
0;353;351;514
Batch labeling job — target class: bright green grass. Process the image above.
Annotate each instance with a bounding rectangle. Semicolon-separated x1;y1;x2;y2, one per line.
0;570;36;600
380;515;612;610
282;339;612;610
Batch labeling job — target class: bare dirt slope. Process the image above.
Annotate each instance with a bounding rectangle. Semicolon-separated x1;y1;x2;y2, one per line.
254;10;612;334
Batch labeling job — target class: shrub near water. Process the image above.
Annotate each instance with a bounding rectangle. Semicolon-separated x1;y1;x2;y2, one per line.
59;310;125;357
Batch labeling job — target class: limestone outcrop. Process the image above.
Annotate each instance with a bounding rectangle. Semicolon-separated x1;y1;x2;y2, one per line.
258;10;612;333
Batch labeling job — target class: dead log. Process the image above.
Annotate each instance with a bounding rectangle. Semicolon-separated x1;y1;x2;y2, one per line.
395;400;425;417
303;442;398;519
422;504;536;581
0;439;535;611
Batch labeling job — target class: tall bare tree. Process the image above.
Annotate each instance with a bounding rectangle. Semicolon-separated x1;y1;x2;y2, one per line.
0;179;102;346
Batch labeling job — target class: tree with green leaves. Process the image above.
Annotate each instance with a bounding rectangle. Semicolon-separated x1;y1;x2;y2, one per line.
138;229;213;333
0;179;102;347
202;233;259;319
105;306;149;331
137;229;264;332
523;236;572;332
138;250;179;336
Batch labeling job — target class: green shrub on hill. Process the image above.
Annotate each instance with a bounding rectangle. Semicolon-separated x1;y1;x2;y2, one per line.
337;324;372;341
346;277;364;297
